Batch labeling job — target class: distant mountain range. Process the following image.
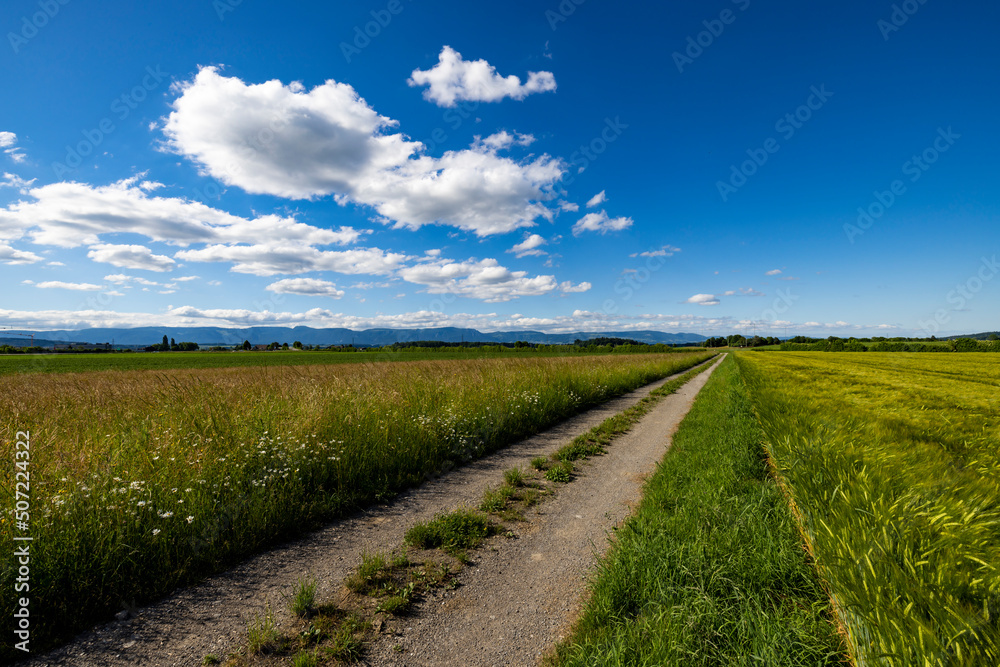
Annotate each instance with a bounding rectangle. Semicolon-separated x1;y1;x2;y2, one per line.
2;326;708;348
943;331;1000;341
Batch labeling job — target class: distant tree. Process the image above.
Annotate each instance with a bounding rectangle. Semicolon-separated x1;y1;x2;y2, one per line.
293;340;303;349
952;337;979;352
170;337;178;351
268;341;280;351
242;339;251;351
989;333;999;341
161;334;169;349
281;342;289;350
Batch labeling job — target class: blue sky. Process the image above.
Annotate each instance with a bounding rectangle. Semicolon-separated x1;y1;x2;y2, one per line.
1;0;997;337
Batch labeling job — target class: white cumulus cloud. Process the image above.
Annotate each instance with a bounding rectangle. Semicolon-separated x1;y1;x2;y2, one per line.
686;294;720;306
266;277;345;298
0;244;42;265
398;257;562;303
174;244;408;277
572;210;633;236
408;46;556;107
35;281;104;291
509;233;547;258
87;244;176;272
0;175;361;248
585;190;607;208
162;67;564;236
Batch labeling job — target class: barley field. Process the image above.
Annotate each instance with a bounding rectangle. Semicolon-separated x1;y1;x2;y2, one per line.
0;351;713;658
737;353;1000;665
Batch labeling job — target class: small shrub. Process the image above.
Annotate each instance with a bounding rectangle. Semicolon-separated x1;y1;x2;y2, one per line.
503;467;525;487
290;576;317;617
405;508;493;555
555;439;603;462
345;553;390;594
247;606;278;654
377;583;416;615
530;456;549;471
545;461;573;483
326;615;366;661
480;484;514;513
201;655;219;666
292;650;318;667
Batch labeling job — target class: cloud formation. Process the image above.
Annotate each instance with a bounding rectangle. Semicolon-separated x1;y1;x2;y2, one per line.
408;46;556;107
685;293;720;306
0;175;360;248
266;277;345;298
163;67;564;236
585;190;607;208
509;233;547;258
572;210;633;236
87;244;177;272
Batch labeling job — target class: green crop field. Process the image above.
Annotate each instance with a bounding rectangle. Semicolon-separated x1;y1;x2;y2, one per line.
0;344;692;377
737;352;1000;665
0;351;714;659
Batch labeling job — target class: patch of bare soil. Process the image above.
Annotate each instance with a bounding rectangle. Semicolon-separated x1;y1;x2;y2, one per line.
26;355;723;667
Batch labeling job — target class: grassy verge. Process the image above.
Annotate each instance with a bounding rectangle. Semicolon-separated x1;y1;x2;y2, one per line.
0;351;715;660
553;355;845;665
738;352;1000;664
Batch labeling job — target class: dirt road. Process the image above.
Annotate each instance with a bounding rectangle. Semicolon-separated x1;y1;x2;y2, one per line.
27;355;724;667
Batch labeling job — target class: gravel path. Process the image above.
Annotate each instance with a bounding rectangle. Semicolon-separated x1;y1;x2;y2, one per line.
26;354;723;667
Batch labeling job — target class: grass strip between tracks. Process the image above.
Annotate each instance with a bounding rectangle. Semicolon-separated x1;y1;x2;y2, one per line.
552;354;847;666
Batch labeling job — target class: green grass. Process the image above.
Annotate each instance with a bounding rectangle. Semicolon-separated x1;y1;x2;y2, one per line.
503;467;525;487
738;352;1000;665
544;461;573;483
0;345;705;376
404;508;495;556
290;649;318;667
0;350;715;660
555;355;844;666
247;605;279;654
344;553;392;595
289;576;317;618
479;484;515;513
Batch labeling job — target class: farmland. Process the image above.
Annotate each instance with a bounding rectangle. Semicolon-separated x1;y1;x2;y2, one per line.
738;353;1000;664
0;344;686;377
0;350;714;658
